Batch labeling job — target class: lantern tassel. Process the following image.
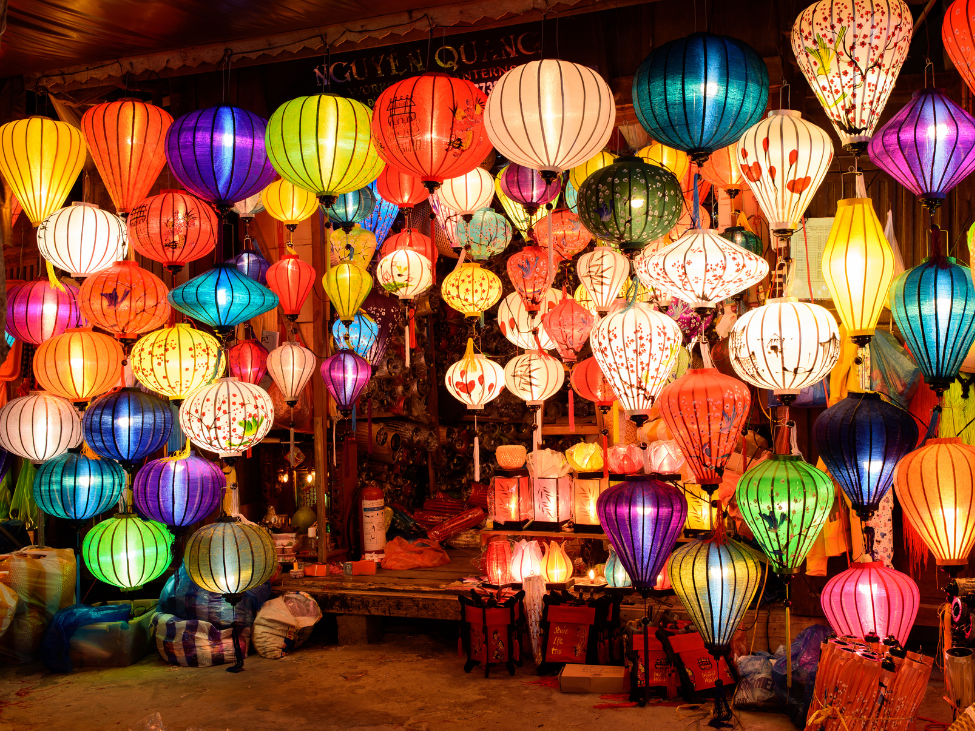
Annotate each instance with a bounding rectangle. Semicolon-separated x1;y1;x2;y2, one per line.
45;260;67;293
409;308;417;349
546;205;554;291
352;404;357;434
161;438;192;463
611;402;620;445
602;430;609;482
474;417;481;483
405;320;411;369
691;172;702;230
568;388;575;432
333;418;338;467
785;585;793;688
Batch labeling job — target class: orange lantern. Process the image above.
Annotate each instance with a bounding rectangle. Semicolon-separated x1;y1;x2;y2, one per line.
541;541;573;584
78;260;171;345
699;142;743;195
376;167;428;211
33;328;124;402
265;254;316;322
531;209;593;260
127;190;217;273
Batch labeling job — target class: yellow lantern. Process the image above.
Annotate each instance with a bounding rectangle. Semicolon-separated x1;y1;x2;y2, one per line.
569;151;617;190
130;323;225;400
322;262;372;323
330;225;378;268
261;179;319;228
684;482;718;533
441;262;502;317
494;170;545;237
0;117;87;226
822;197;895;345
541;541;573;584
637;142;690;183
33;328;124;403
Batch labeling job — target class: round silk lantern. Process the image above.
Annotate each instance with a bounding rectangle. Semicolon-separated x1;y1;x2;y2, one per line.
169;264;279;334
657;368;750;491
569;151;618;191
180;378;274;459
637;143;690;184
265;254;315;321
83;388;173;468
261;179;318;227
37;203;126;278
130;324;224;400
33;328;124;403
456;209;512;261
813;391;918;519
504;351;564;405
700;143;744;193
231;248;270;285
267;342;317;407
329;226;378;268
165;106;276;206
83;513;173;590
498;164;560;215
821;561;919;644
437;168;494;217
323;262;372;323
721;226;763;257
577;156;683;249
441;262;502;317
497;290;559;351
380;228;437;265
531;209;592;260
376;167;428;210
371;73;492;190
376;250;433;300
445;339;505;409
134;454;223;528
79;261;171;343
333;313;388;366
0;392;82;462
80;99;172;215
792;0;912;152
571;356;617;408
507;246;555;311
266;94;383;206
128;190;217;273
6;279;85;345
227;338;269;385
542;296;596;363
233;192;264;219
184;516;276;595
320;350;371;416
327;187;376;231
0;116;86;225
894;437;975;571
33;453;125;521
633;33;769;163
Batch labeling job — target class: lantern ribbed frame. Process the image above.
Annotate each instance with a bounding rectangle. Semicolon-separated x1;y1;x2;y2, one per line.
721;227;763;256
79;260;171;340
169;263;279;333
329;226;378;268
737;110;833;234
83;388;173;466
456;209;513;261
323;262;373;323
569;151;617;191
179;378;274;458
261;179;318;225
792;0;912;149
327;187;376;228
445;344;505;410
729;298;841;395
605;548;632;587
813;391;918;518
531;209;592;261
510;540;543;582
507;246;555;311
266;94;383;201
821;561;919;644
442;262;502;317
570;356;617;407
266;254;315;317
485;60;616;175
485;540;513;585
497;290;560;351
34;328;124;403
184;518;276;597
633;32;769;162
541;541;573;583
0;117;86;225
945;0;975;97
80;100;173;214
376;249;433;301
494;171;545;238
37;203;126;277
376;167;429;209
320;350;372;415
332;313;386;365
128;190;217;271
438;167;494;215
33;452;126;521
637;143;690;183
131;324;225;400
6;279;86;345
83;513;173;590
700;143;744;190
361;180;399;245
736;454;834;575
0;393;82;462
590;300;682;416
541;296;596;363
657;368;751;487
267;342;317;406
498;164;560;214
503;350;564;405
134;454;223;528
227;338;269;385
894;437;975;566
596;478;687;592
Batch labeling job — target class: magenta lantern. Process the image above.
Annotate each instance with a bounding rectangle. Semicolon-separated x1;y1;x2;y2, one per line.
320;349;371;417
499;164;561;215
7;280;86;345
821;560;919;645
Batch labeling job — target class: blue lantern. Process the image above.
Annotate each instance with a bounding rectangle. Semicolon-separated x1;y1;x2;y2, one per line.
133;453;224;529
328;186;376;232
813;391;919;520
83;388;173;468
4;331;14;348
229;250;270;285
169;263;279;335
332;313;387;365
456;209;513;261
632;33;769;164
890;230;975;395
563;179;578;213
360;181;399;245
33;453;126;521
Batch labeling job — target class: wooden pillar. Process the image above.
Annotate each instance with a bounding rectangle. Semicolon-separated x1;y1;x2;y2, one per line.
313;207;331;562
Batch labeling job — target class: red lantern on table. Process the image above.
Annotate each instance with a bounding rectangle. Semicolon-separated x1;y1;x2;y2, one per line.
127;190;217;274
376;167;429;211
506;246;555;312
485;538;513;585
265;255;316;322
227;338;269;385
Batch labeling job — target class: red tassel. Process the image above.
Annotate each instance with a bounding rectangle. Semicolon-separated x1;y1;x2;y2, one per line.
568;388;575;432
246;448;252;459
409;309;417;349
367;399;373;454
602;431;609;482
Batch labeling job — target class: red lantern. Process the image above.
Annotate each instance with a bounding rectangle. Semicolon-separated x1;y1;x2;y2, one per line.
699;143;743;195
531;209;593;260
10;194;22;225
78;260;170;344
506;246;555;312
485;539;513;585
80;100;173;215
820;560;918;644
376;167;428;211
265;254;316;322
570;357;617;408
542;296;596;364
371;73;493;190
127;190;217;273
657;367;751;491
227;338;269;385
380;228;438;269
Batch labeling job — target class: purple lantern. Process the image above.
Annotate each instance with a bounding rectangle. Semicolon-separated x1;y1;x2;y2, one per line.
868;88;975;212
667;298;714;345
596;477;688;594
229;250;270;285
133;453;224;529
165;106;277;207
320;350;372;416
499;164;562;215
6;279;87;345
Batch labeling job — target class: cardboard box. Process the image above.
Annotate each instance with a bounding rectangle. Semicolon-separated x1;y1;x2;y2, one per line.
559;664;628;694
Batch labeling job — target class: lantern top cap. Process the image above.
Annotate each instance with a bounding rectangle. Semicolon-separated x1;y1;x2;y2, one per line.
926;437;964;446
767;109;802;119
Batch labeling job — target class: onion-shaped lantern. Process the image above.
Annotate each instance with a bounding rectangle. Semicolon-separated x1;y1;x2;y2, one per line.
498;164;561;216
571;356;617;408
494;172;545;238
261;179;318;227
633;33;769;163
320;350;371;417
376;250;433;300
33;328;124;403
332;313;388;365
329;226;378;268
267;342;317;407
437;168;494;217
180;378;274;460
569;151;618;191
133;454;223;529
169;264;279;335
380;228;437;266
441;262;502;317
79;261;171;343
128;190;217;273
130;324;225;401
541;296;596;364
497;290;560;351
504;350;564;405
83;513;173;590
83;388;173;468
37;203;126;278
322;262;372;324
227;338;269;385
531;209;592;260
6;279;85;345
0;392;82;462
456;209;512;261
813;391;918;520
445;338;505;409
507;246;555;311
327;187;376;232
821;561;919;644
376;167;428;210
265;254;315;321
33;452;125;521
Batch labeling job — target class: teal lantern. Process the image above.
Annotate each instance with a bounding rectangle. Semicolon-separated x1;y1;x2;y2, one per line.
33;453;126;522
564;179;578;213
328;186;376;232
455;209;513;261
632;32;769;164
720;226;763;257
169;263;279;335
332;312;385;365
82;512;174;590
577;156;682;250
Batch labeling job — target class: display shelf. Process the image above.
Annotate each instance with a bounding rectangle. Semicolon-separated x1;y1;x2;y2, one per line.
479;528;607;544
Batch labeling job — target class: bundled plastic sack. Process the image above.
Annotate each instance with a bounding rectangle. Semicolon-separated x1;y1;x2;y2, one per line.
0;548;76;662
159;565;269;629
0;581;17;639
381;537;450;570
252;592;322;659
871;330;920;407
771;624;832;727
40;603;131;673
564;442;603;473
733;650;783;711
151;612;251;667
526;449;570;478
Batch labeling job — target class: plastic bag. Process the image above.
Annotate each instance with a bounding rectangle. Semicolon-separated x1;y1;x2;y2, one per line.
8;461;37;528
158;565;269;629
380;537;449;570
151;612;251;667
871;330;920;407
252;592;322;659
39;603;131;673
733;651;782;710
0;547;76;662
0;581;17;639
771;624;832;727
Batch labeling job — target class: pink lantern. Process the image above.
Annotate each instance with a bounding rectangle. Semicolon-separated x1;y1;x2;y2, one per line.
541;296;596;364
7;280;86;345
820;561;919;644
227;338;269;385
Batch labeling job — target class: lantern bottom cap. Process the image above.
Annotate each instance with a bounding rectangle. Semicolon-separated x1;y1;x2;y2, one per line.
466;404;485;410
937;559;968;566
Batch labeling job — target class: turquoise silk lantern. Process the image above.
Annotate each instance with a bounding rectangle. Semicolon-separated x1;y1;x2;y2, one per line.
169;263;279;335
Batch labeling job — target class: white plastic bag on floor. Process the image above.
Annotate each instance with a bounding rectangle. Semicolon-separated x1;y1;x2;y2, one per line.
252;592;321;659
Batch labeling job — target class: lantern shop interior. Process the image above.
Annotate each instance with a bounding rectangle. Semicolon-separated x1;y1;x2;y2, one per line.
2;0;975;729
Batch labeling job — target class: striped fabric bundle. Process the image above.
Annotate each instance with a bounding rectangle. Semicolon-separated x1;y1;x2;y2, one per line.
151;613;252;668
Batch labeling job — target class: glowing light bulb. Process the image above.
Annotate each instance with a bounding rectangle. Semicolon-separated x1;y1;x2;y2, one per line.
927;123;949;140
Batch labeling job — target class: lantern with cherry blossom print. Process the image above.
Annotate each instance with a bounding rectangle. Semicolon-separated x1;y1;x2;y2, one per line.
37;203;126;278
128;190;217;273
130;324;225;401
531;209;592;261
376;249;433;300
821;561;919;644
7;279;85;345
227;338;269;385
437;168;494;219
456;209;512;261
441;263;502;317
507;246;555;311
497;289;561;351
498;164;561;216
320;350;372;417
265;254;316;322
79;261;170;345
445;339;505;410
429;193;465;248
736;110;833;240
376;167;428;211
267;342;317;408
542;296;596;364
179;378;274;462
485;539;513;585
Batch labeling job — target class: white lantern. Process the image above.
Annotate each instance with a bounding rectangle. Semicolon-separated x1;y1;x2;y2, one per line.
510;539;543;582
648;440;684;474
445;339;505;409
638;229;769;308
0;392;82;462
589;300;682;420
179;378;274;459
736;110;833;238
497;290;562;351
37;203;126;278
376;249;433;300
436;168;494;217
729;297;841;397
429;194;463;248
267;342;317;407
504;351;564;405
577;246;631;313
484;60;616;179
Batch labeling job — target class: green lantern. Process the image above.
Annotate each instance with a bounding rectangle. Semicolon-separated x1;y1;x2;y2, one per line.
82;512;173;590
577;156;682;250
720;226;763;257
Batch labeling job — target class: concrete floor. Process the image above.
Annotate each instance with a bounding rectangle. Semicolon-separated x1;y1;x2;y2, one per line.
0;621;957;731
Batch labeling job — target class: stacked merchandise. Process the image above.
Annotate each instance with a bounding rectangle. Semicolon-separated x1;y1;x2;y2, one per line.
0;548;75;662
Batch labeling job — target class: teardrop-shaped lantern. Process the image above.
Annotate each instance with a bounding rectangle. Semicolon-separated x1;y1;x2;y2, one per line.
360;180;399;245
37;203;126;278
442;262;502;317
265;254;316;321
322;262;373;323
504;351;564;405
332;313;388;366
541;296;596;364
128;190;217;273
267;342;317;407
571;356;618;408
320;350;372;416
445;338;505;409
376;249;433;300
507;246;556;311
169;263;279;334
496;290;560;351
